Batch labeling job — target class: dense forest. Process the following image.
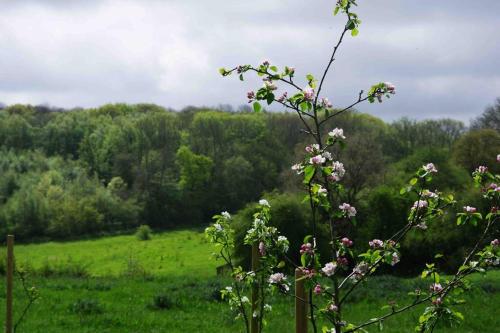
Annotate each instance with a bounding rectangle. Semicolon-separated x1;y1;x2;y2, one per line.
0;100;499;271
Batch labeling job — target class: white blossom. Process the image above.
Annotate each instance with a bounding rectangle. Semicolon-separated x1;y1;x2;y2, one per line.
328;128;346;139
339;203;357;217
423;163;438;173
259;199;270;207
321;262;337;277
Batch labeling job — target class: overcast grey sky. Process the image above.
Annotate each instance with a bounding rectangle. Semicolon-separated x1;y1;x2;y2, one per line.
1;0;499;122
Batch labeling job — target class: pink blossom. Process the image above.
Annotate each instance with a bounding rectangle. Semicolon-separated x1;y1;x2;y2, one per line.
321;262;337;277
491;239;499;247
300;268;316;279
339;203;357;217
430;283;443;293
422;190;438;198
320;97;333;108
463;206;477;213
322;151;333;161
310;154;326;165
268;272;285;284
432;297;442;306
369;239;384;249
327;174;340;182
476;166;488;174
318;186;328;195
423;163;438;173
341;237;353;247
384;82;396;94
300;243;314;255
412;200;428;210
313;284;322;294
327;162;345;182
329;304;338;312
247;91;255;101
262;59;270;66
259;241;266;256
497;154;500;162
416;222;428;230
305;144;320;153
277;92;288;103
303;86;315;101
328;128;345;139
264;81;277;91
391;252;400;266
337;257;348;266
291;163;303;174
351;262;369;280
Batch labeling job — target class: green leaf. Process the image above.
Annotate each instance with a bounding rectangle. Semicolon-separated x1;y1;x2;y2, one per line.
409;178;418;186
270;66;278;72
239;74;244;81
303;165;315;184
351;28;359;36
346;19;356;30
334;7;340;15
253;101;262;113
266;93;275;105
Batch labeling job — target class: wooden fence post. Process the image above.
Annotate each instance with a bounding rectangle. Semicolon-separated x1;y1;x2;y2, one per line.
250;243;259;333
295;268;307;333
6;235;14;333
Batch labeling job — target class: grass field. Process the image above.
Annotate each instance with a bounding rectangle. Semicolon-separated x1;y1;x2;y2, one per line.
9;229;218;278
0;230;499;332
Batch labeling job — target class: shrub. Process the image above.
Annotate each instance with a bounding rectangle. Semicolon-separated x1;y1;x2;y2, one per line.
135;224;152;241
69;298;103;316
150;293;174;310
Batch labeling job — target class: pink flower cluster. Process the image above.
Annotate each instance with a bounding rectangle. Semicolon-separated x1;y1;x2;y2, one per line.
423;163;438;174
341;237;353;247
391;252;400;266
300;243;314;255
476;166;488;174
303;86;315;101
277;92;288;103
369;239;384;249
463;206;477;213
313;284;322;294
321;262;337;277
384;82;396;94
320;97;332;108
327;161;345;182
337;256;349;266
422;190;439;199
328;128;345;139
339;203;357;217
268;272;285;284
412;200;428;210
310;154;326;165
429;283;443;293
488;183;500;192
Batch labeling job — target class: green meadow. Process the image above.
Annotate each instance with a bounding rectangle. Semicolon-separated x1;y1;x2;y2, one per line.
0;230;498;332
10;230;217;278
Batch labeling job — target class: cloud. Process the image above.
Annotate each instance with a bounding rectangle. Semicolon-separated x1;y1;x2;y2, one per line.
0;0;499;122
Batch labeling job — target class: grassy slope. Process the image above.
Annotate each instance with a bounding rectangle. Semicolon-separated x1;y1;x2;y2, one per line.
10;229;218;277
0;230;498;332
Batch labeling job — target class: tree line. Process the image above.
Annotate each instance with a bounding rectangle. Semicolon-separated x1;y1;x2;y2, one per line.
0;101;498;270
